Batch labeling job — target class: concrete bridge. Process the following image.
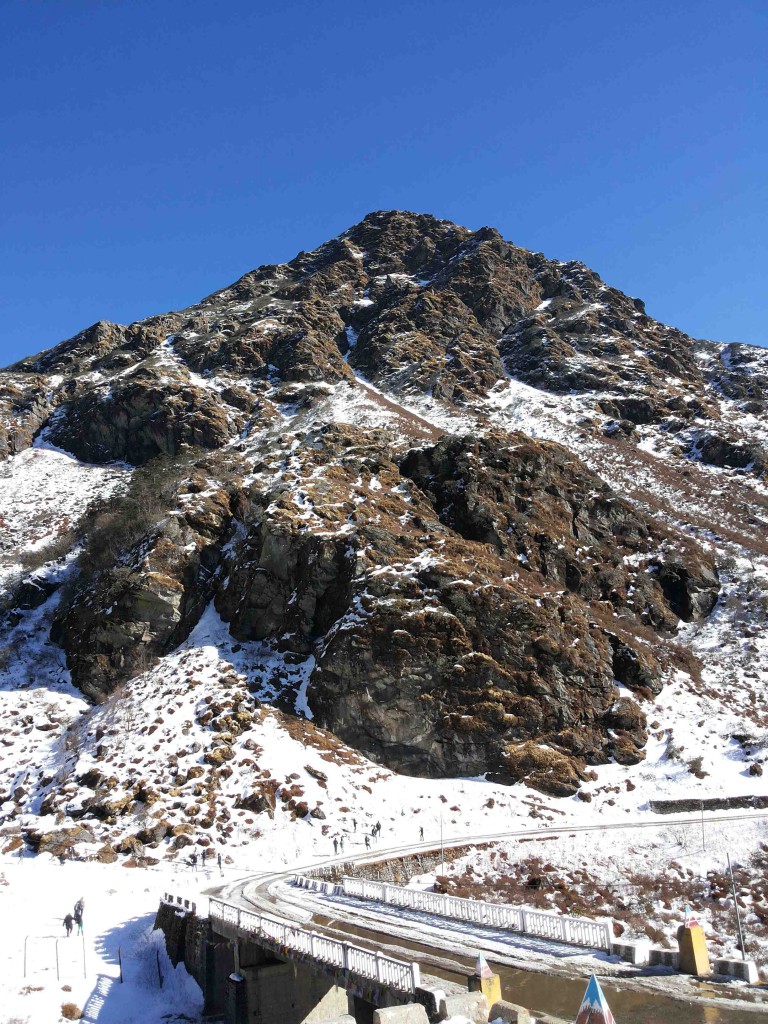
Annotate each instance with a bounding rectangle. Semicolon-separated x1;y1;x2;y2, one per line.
157;892;526;1024
209;895;426;1020
153;815;764;1023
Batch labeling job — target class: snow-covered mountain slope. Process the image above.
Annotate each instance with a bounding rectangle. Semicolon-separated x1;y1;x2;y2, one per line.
1;211;766;961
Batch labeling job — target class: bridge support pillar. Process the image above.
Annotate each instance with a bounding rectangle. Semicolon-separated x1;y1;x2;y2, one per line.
234;955;349;1024
203;939;236;1016
350;987;405;1024
227;973;248;1024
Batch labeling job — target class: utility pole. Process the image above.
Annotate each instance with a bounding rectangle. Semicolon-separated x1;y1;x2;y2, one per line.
700;801;705;853
440;808;444;876
727;853;747;960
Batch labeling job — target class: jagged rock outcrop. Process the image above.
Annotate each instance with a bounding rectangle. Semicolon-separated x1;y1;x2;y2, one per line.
0;373;56;458
4;209;765;469
46;364;249;465
217;524;355;648
300;428;718;788
399;432;719;626
52;464;245;700
11;318;178;378
63;416;712;788
174;297;353;383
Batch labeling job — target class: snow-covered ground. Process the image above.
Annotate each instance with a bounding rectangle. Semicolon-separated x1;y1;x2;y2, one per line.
0;445;127;586
0;856;203;1024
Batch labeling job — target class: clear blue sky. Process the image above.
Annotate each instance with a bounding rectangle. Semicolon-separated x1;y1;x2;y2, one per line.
2;0;766;366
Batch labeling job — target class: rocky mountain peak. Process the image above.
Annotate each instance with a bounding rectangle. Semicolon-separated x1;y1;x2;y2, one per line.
1;211;766;849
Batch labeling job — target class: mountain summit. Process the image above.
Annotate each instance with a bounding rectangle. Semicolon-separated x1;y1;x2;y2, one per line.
1;211;766;855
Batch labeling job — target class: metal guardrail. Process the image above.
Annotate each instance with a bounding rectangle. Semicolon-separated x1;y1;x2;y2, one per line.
208;896;420;993
293;874;614;951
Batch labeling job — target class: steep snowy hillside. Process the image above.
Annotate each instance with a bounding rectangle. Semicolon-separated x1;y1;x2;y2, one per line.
1;211;766;916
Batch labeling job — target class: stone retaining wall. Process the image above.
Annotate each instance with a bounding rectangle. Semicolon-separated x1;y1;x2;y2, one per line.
649;795;768;814
154;897;234;1015
307;845;486;884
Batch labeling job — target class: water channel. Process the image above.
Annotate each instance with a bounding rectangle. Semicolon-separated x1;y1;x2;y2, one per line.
314;912;768;1022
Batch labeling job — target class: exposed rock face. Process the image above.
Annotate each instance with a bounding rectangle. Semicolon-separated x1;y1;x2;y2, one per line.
24;825;96;856
297;429;718;787
0;373;55;458
698;340;768;408
11;318;178;378
400;433;718;626
3;208;760;795
216;525;355;647
57;417;711;789
4;209;764;470
46;364;248;465
687;431;766;475
174;297;353;384
52;469;242;700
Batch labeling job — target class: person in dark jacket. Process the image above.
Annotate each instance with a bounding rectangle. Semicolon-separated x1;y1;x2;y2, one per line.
63;913;74;937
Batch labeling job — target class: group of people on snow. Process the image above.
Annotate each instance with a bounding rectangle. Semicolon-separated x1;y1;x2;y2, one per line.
334;820;384;854
63;897;84;937
188;849;223;872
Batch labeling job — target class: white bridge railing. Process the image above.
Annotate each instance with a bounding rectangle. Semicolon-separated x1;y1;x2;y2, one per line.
292;875;613;952
163;892;197;914
208;897;420;993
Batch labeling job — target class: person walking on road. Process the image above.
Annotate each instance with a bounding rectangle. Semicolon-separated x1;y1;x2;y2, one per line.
217;852;222;872
419;826;424;841
365;835;370;849
333;837;338;854
63;913;73;937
